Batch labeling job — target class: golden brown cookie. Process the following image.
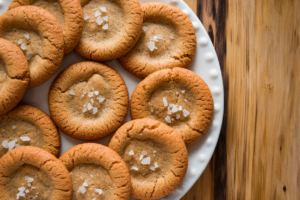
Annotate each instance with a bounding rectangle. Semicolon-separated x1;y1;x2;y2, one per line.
0;39;30;116
118;3;196;79
0;146;72;200
108;118;188;199
130;68;214;146
0;6;64;88
59;143;131;200
8;0;84;55
75;0;143;61
0;104;61;158
48;61;129;140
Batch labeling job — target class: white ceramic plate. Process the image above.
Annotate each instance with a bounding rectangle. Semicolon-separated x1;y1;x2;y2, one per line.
0;0;224;199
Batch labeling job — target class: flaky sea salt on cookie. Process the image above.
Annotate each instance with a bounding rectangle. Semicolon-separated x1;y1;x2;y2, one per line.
75;0;143;61
109;118;188;199
130;68;214;146
0;146;72;200
59;143;131;200
48;61;129;140
0;6;64;88
118;3;196;79
9;0;84;55
0;104;61;158
0;39;30;116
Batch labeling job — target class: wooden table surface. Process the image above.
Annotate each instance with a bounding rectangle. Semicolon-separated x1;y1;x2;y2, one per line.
181;0;300;199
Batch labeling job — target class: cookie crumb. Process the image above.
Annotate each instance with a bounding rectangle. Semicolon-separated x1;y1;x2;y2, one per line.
141;157;151;165
183;109;190;117
84;14;89;20
103;16;108;21
100;6;106;12
163;97;168;107
142;26;148;32
20;136;30;141
96;16;103;25
70;89;75;95
165;116;171;123
95;10;101;17
95;188;103;194
103;24;108;30
129;150;134;156
1;140;8;148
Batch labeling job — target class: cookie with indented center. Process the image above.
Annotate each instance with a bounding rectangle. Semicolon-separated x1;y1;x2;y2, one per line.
75;0;143;61
130;68;214;146
0;104;61;158
48;61;129;140
0;38;30;116
0;6;64;88
8;0;84;55
108;118;188;199
0;146;72;200
118;3;196;79
59;143;131;200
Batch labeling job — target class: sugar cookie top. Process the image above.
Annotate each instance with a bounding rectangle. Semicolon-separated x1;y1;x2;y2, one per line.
48;61;129;140
0;39;30;116
118;3;196;78
59;143;131;200
0;104;61;158
75;0;143;61
109;118;188;199
9;0;84;55
0;6;64;88
0;146;72;200
130;68;214;146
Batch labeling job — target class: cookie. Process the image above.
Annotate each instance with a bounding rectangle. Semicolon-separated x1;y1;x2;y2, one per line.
118;3;196;79
75;0;143;61
0;104;61;158
59;143;131;200
0;39;30;116
130;68;214;146
108;118;188;199
0;6;64;88
0;146;72;200
48;61;129;140
8;0;84;55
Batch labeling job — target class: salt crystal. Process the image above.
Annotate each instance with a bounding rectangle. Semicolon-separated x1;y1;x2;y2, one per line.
83;105;86;107
18;187;26;192
96;16;103;25
153;150;156;153
16;192;25;199
102;16;108;21
88;92;93;97
170;34;174;39
12;125;17;129
178;105;182;111
176;91;179;94
36;192;38;194
183;109;190;117
70;89;75;95
95;10;101;17
176;114;180;119
167;109;172;114
93;107;98;114
155;162;159;168
132;166;139;171
94;91;99;95
25;176;34;183
142;151;147;155
151;108;154;112
82;108;87;113
181;90;185;93
25;189;29;193
78;185;86;194
91;99;94;105
31;187;36;189
184;99;187;102
150;166;155;171
142;26;148;32
139;155;143;160
172;105;178;113
8;141;15;151
18;39;23;44
92;198;96;200
83;91;87;94
14;139;17;142
102;24;108;30
2;140;8;148
82;182;88;187
148;41;156;51
100;6;106;12
26;52;33;60
165;116;171;123
21;43;27;50
97;97;105;103
84;14;89;20
129;150;134;156
24;34;30;39
141;157;151;165
95;188;103;194
20;136;30;141
90;174;93;177
15;144;20;148
163;97;168;107
87;103;93;110
156;34;163;39
28;183;31;187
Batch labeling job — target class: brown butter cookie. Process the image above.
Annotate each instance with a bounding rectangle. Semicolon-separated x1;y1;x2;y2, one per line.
108;118;188;200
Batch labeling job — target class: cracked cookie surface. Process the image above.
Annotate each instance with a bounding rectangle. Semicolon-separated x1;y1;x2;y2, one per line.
59;143;131;200
9;0;84;55
118;3;196;79
0;39;30;116
48;61;129;140
108;118;188;199
0;146;72;200
0;104;61;158
130;68;214;146
0;6;64;88
75;0;143;61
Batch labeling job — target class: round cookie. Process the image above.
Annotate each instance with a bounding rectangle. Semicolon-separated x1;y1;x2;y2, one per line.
48;61;129;140
0;146;72;200
130;68;214;146
75;0;143;61
59;143;131;200
0;6;64;88
8;0;84;55
108;118;188;199
0;104;61;158
118;3;196;79
0;39;30;116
